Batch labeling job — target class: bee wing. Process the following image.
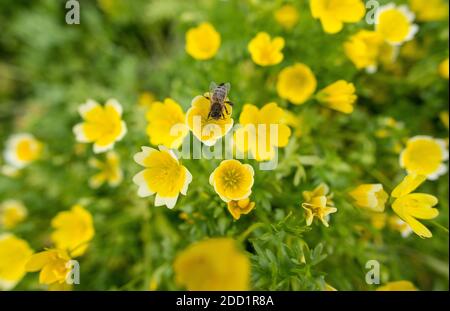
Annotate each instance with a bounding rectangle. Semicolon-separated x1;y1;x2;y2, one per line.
224;82;231;92
209;81;217;94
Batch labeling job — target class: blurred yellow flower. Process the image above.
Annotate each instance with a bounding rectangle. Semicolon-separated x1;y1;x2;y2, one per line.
25;249;71;285
370;213;387;230
388;215;413;237
323;283;338;291
410;0;448;22
73;99;127;153
276;63;317;105
399;136;448;180
349;184;388;212
146;98;188;149
391;174;439;238
310;0;365;34
234;103;291;161
138;91;156;109
0;200;28;229
438;58;449;79
173;238;250;290
186;94;233;146
3;133;42;169
316;80;357;114
185;22;221;60
302;183;337;227
440;111;449;129
209;160;254;202
248;32;285;66
283;111;303;138
133;146;192;209
227;198;256;220
88;151;123;188
0;234;33;290
274;4;299;30
376;280;418;291
51;205;95;257
375;4;419;45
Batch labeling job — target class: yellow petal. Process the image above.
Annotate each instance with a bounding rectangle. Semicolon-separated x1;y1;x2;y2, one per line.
392;174;427;198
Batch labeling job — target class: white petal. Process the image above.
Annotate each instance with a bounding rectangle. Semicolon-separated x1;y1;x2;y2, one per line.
0;279;17;291
428;164;448;180
132;171;154;197
73;123;89;143
105;98;123;116
93;142;115;154
133;146;157;166
180;167;192;195
116;121;127;142
437;139;449;161
155;193;179;209
79;99;99;118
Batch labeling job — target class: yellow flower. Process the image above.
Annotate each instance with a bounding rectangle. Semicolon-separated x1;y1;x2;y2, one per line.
310;0;365;34
3;133;43;169
138;91;156;109
248;32;285;66
73;99;127;153
0;234;33;290
399;136;448;180
438;58;449;79
25;249;71;285
185;22;221;60
302;183;337;227
283;111;303;138
370;213;387;230
376;280;418;291
145;98;188;149
0;200;28;229
344;30;394;73
316;80;357;114
276;63;317;105
186;94;233;146
227;198;256;220
51;205;95;257
209;160;254;202
440;111;449;129
349;184;388;212
234;103;292;161
133;146;192;209
274;4;299;30
375;4;419;45
391;174;439;238
388;215;413;237
323;283;338;291
410;0;448;22
173;238;250;290
88;151;123;188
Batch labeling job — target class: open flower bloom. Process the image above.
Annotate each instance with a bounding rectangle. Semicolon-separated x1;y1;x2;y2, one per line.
439;58;449;80
185;22;221;60
310;0;365;34
25;249;71;285
399;136;448;180
209;160;254;202
316;80;357;114
173;238;250;290
391;174;439;238
248;32;285;66
51;205;95;257
146;98;188;149
133;146;192;209
0;200;28;229
302;183;337;227
73;99;127;153
227;198;256;220
276;63;317;105
234;103;291;161
274;4;299;30
186;94;233;146
375;4;419;46
349;184;388;212
88;151;123;188
3;133;42;169
389;215;413;237
410;0;448;22
344;30;396;73
0;234;33;290
376;280;418;291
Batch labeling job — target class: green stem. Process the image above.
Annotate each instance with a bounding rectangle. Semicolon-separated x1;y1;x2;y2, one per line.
238;222;265;243
430;221;449;234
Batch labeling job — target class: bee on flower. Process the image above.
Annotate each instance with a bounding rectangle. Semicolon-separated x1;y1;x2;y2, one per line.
0;234;33;290
185;22;221;60
0;200;28;229
302;183;337;227
349;184;389;212
3;133;43;169
274;4;299;30
173;238;250;290
248;32;285;66
133;146;192;209
88;151;123;188
316;80;358;114
73;99;127;153
227;198;256;220
277;63;317;105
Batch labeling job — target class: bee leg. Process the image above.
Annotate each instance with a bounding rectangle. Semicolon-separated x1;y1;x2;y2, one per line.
223;105;229;115
207;111;212;120
225;100;234;106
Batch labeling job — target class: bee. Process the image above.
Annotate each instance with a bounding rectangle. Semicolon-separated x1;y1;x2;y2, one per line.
205;82;234;120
